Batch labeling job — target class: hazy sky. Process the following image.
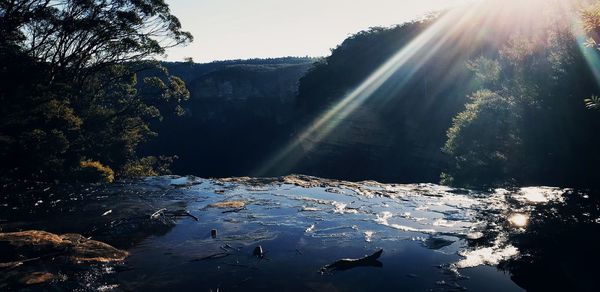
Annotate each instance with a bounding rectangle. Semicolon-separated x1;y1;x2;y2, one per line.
164;0;473;62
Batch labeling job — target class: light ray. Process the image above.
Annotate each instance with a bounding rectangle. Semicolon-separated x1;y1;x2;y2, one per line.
254;6;478;176
254;0;564;177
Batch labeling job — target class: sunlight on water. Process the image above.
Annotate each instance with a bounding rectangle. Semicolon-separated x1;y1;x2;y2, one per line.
456;243;519;268
517;187;564;203
508;213;529;228
375;211;437;234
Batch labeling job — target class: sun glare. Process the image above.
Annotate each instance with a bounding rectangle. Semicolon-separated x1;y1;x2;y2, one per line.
255;0;581;176
508;213;529;228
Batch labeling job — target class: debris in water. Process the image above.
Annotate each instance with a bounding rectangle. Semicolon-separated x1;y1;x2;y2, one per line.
192;252;230;261
320;249;383;274
150;208;167;219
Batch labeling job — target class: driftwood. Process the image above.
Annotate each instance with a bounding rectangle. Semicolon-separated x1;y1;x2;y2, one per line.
320;249;383;274
165;210;199;221
191;252;231;261
150;208;198;221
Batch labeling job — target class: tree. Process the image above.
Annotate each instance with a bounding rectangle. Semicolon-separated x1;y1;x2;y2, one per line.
582;1;600;109
442;1;600;187
0;0;192;181
441;89;522;187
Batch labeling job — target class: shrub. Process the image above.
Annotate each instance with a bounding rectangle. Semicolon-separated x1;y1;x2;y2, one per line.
120;156;177;178
78;161;115;183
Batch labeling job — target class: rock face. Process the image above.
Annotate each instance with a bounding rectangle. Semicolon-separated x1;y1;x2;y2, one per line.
141;56;457;183
142;59;315;178
187;64;309;102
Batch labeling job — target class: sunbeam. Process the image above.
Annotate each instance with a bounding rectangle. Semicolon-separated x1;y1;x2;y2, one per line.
254;0;489;176
254;0;584;177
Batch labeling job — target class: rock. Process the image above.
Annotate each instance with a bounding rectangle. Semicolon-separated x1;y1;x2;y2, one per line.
0;230;128;263
253;245;264;258
208;201;246;209
19;272;54;285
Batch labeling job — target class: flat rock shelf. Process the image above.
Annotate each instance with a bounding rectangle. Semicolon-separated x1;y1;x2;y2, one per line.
1;175;597;291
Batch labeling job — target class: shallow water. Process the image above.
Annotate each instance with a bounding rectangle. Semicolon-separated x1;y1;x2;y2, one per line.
1;175;598;291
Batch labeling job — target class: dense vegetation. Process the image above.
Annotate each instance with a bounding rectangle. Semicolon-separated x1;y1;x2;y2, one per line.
442;6;600;187
285;1;600;187
0;0;191;182
442;2;600;187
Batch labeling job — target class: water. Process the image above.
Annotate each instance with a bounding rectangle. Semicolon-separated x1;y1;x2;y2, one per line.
1;175;598;291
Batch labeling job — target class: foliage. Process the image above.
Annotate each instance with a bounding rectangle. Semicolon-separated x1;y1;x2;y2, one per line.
121;155;177;178
585;95;600;109
442;90;521;187
582;1;600;109
442;2;600;187
581;1;600;51
0;0;192;182
466;57;502;85
79;160;115;183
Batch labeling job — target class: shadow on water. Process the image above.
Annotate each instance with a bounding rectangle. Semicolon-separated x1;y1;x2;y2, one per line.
495;190;600;292
0;178;190;290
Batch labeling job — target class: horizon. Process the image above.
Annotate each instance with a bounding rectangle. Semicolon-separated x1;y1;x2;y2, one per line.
163;0;477;62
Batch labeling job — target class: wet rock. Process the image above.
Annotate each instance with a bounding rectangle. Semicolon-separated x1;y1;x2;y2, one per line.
209;201;246;209
19;272;54;285
253;245;264;258
0;230;128;263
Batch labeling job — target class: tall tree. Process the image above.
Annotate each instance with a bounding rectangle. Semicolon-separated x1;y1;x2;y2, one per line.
0;0;192;181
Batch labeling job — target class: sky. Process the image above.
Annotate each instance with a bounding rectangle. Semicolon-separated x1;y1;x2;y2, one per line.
163;0;474;62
